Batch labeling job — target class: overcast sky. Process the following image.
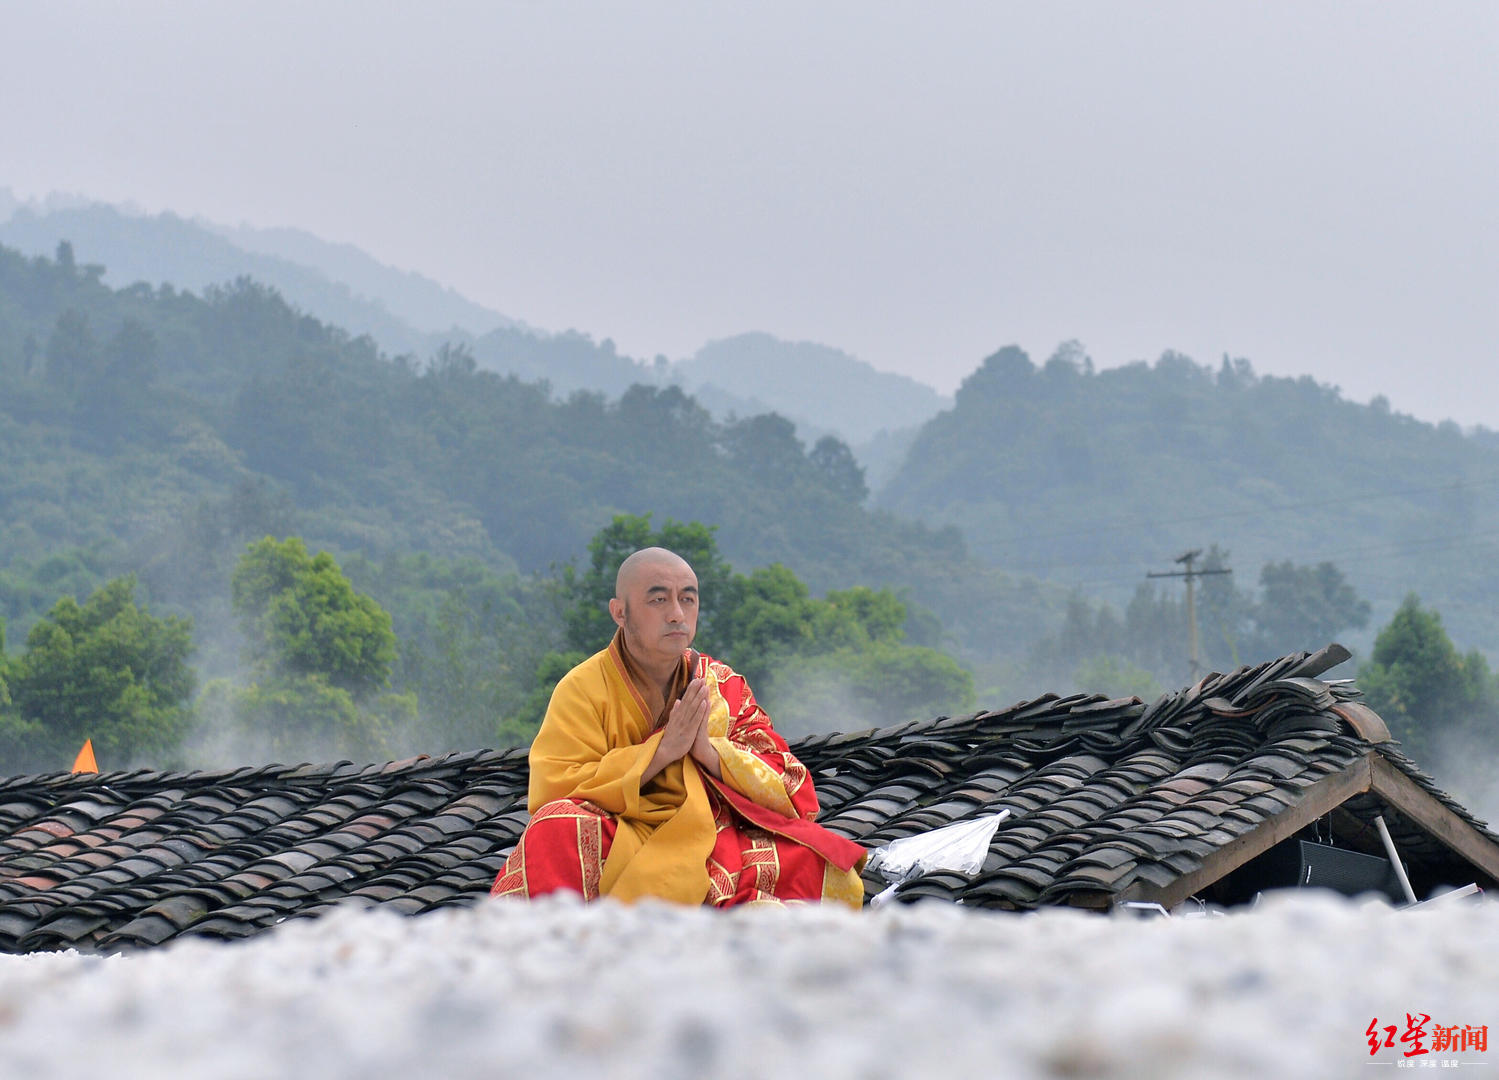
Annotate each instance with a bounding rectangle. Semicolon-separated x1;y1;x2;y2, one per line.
3;2;1495;425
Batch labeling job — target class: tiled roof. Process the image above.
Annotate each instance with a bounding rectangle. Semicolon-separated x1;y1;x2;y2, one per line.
804;644;1499;908
1;646;1494;952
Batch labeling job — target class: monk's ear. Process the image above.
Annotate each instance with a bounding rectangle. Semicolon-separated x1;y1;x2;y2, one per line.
608;597;626;628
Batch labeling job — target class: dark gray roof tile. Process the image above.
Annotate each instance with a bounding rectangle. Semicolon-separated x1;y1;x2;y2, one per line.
2;647;1495;948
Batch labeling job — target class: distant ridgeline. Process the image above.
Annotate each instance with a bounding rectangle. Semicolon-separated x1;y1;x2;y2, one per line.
0;201;521;362
880;344;1499;662
0;203;951;452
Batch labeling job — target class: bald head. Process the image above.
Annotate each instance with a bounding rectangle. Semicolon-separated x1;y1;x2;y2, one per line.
609;548;700;669
614;547;695;600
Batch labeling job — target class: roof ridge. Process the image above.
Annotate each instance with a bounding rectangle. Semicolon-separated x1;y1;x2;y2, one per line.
0;746;530;795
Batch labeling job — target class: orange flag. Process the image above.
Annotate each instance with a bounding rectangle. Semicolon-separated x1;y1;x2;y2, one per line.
71;739;98;774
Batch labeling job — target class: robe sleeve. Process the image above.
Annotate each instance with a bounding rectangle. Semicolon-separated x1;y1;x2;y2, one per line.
707;666;819;821
527;668;662;818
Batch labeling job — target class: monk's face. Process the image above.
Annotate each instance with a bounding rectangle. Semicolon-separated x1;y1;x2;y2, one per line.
610;556;699;668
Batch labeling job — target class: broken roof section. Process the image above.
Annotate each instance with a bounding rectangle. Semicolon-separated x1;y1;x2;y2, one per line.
811;643;1498;909
0;644;1494;953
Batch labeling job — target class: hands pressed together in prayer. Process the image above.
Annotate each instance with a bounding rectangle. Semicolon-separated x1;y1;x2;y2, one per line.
642;677;722;784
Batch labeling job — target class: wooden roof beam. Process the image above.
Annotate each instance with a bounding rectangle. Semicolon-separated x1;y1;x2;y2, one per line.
1117;755;1373;910
1366;755;1499;889
1117;753;1499;910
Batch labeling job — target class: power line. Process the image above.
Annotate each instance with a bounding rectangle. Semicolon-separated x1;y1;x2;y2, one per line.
1147;549;1233;681
1049;535;1499;603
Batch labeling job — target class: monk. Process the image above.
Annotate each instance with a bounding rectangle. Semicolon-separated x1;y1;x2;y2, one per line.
491;547;866;907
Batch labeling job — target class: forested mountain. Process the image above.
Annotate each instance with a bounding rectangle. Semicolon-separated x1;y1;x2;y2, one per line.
671;332;951;446
1;236;1489;780
879;344;1499;656
0;241;1046;678
0;199;947;456
0;201;737;415
0;202;458;359
206;219;526;336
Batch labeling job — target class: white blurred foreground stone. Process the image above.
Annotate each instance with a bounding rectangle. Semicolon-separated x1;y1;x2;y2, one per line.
0;890;1494;1080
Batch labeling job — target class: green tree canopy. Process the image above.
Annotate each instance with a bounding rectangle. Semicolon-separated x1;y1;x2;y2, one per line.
1358;594;1498;761
0;617;11;711
232;536;396;696
44;307;96;389
808;435;868;503
715;572;911;691
0;577;194;773
714;564;819;680
338;551;551;755
1252;560;1371;657
531;516;975;740
1032;551;1372;691
225;537;403;762
103;317;158;387
557;514;733;654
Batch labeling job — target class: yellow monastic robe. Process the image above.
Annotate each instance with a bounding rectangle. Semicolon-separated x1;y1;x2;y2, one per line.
527;638;719;903
523;633;865;906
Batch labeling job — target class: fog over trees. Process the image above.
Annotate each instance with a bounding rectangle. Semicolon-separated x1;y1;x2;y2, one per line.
0;238;1494;819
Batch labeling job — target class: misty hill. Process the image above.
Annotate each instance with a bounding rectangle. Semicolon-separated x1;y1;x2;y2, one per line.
0;198;939;455
9;198;1481;665
0;241;1047;673
0;198;672;400
462;325;658;400
879;345;1499;653
0;201;455;358
673;333;951;446
455;328;953;479
205;220;526;337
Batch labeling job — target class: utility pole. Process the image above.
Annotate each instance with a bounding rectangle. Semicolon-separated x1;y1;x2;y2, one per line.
1147;549;1232;681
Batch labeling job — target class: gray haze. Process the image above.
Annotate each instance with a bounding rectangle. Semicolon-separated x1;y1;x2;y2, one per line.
2;2;1495;425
